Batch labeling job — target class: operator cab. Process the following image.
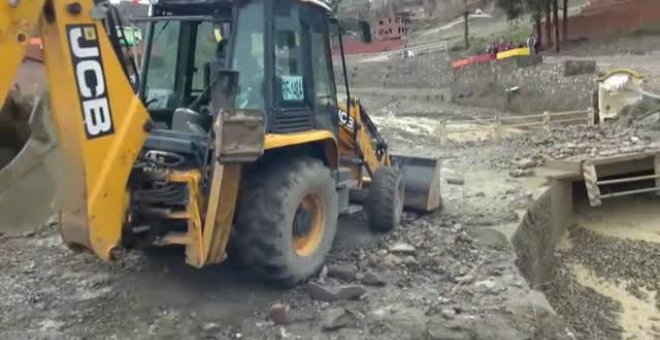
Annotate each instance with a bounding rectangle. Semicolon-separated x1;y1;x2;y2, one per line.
138;0;339;136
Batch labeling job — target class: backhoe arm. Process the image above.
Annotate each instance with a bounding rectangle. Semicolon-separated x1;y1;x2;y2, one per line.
338;98;390;182
1;0;150;260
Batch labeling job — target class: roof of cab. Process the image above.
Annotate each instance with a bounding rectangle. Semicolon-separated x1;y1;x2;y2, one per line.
298;0;332;12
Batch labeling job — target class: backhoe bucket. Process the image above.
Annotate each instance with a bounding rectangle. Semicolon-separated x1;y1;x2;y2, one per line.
0;92;58;236
391;154;442;212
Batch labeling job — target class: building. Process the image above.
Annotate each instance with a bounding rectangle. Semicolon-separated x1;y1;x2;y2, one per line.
376;14;411;40
541;0;660;42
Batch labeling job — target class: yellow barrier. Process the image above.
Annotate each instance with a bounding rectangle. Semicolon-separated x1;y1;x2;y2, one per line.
496;47;530;60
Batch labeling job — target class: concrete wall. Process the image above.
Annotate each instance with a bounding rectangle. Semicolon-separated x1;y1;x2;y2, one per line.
336;51;452;88
336;52;596;114
451;57;597;113
512;177;574;287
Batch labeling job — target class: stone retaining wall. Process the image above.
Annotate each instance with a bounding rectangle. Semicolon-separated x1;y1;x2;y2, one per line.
335;53;598;114
452;58;597;113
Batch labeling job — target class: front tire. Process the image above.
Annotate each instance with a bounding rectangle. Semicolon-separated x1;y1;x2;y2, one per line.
229;157;338;287
367;166;405;232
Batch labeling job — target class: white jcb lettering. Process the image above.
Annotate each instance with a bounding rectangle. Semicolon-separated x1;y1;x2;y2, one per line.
69;28;100;59
68;25;114;138
338;109;354;130
82;98;112;136
76;60;105;98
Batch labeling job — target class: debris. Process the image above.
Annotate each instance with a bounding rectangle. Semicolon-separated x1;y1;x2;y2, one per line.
475;278;497;292
454;274;475;284
321;307;358;331
388;242;416;255
203;322;222;333
306;282;367;302
440;309;456;320
327;263;358;282
269;303;292;325
446;176;465;185
360;271;387;287
377;254;402;269
508;169;534;178
515;158;536;169
278;327;290;339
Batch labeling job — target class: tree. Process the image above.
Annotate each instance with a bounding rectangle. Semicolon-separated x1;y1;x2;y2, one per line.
464;0;470;49
461;0;480;50
496;0;546;48
552;0;559;51
495;0;525;20
562;0;568;42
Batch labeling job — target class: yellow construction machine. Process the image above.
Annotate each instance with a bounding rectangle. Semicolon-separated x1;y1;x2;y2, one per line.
1;0;441;286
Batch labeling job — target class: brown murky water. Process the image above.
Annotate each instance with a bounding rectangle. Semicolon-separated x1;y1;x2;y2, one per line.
562;198;660;340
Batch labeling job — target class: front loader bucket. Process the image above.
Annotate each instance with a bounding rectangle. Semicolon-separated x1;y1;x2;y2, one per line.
391;154;442;212
0;92;58;236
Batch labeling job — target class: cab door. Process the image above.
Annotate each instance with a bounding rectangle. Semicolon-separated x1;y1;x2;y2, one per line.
269;0;338;136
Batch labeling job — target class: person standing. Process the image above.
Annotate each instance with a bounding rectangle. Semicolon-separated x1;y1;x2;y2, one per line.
527;34;538;54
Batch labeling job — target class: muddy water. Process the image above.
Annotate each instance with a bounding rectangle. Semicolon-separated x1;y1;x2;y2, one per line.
575;198;660;244
568;263;659;340
561;197;660;340
370;114;525;144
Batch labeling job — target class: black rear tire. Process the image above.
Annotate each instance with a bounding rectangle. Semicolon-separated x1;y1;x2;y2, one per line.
229;157;338;287
367;166;404;232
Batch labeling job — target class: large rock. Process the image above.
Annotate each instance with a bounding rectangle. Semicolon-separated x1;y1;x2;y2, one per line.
269;303;292;325
360;271;387;287
321;307;358;331
306;282;366;302
327;263;358;282
465;228;510;250
388;242;416;255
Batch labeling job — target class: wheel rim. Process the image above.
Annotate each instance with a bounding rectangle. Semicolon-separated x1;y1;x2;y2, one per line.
292;193;325;257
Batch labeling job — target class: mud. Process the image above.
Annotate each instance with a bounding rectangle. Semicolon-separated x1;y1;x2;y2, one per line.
0;91;580;340
3;48;660;339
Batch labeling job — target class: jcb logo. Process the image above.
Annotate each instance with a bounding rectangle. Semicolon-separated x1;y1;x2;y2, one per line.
338;109;354;130
67;25;114;139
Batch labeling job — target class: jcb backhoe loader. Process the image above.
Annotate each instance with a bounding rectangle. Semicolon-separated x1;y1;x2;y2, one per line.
0;0;441;286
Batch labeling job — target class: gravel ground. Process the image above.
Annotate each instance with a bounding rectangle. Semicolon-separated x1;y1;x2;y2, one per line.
546;224;660;340
544;263;624;340
567;227;660;301
3;42;660;338
0;93;578;340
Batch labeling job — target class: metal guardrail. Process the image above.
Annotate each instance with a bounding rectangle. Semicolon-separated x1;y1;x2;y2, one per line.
435;108;595;144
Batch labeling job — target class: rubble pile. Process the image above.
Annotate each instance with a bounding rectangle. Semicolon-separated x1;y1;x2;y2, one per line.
233;214;575;339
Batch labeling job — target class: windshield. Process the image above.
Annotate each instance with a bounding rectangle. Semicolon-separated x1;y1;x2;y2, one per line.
231;0;265;111
141;2;264;113
144;20;180;109
142;19;228;111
